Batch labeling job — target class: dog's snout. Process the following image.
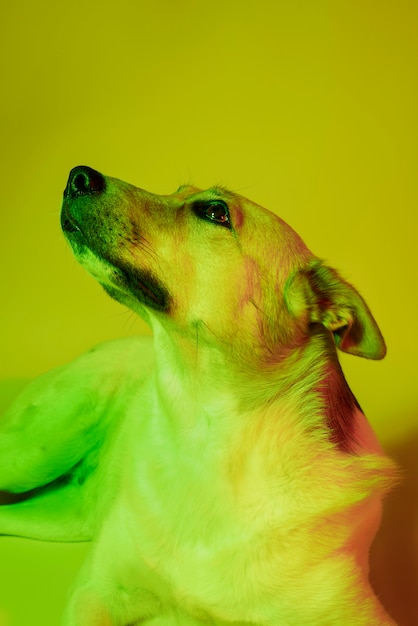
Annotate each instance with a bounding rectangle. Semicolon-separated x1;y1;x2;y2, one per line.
64;166;106;199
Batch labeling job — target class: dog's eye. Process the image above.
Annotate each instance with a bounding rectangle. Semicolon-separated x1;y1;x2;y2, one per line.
192;200;231;228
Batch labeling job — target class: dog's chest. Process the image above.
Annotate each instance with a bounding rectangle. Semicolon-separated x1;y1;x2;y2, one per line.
118;479;269;619
110;408;283;616
100;395;363;622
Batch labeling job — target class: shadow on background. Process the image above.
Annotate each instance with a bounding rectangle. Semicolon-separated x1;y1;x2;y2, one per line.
371;424;418;626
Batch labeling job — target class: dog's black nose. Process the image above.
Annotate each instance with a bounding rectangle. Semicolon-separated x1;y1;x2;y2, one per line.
64;166;106;199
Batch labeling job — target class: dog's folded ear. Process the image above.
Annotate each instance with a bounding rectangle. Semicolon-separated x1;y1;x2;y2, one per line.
285;260;386;359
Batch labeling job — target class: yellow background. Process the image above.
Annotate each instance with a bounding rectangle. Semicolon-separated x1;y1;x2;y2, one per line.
0;1;417;624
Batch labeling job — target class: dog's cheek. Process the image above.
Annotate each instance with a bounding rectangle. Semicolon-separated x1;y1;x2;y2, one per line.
186;258;263;355
251;269;311;360
159;255;197;325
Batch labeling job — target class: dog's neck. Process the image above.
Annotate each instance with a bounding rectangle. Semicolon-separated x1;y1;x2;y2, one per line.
147;318;382;457
309;325;385;456
143;317;392;588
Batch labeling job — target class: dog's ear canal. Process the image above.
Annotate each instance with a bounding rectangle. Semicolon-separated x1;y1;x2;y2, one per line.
285;261;386;359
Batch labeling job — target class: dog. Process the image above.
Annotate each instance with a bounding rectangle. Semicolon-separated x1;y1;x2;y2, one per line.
0;166;397;625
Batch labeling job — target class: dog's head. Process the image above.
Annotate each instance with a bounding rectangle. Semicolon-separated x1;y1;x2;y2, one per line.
61;166;385;368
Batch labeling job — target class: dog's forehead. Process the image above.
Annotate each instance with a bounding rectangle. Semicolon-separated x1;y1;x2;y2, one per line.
173;184;273;216
170;184;310;248
173;184;232;200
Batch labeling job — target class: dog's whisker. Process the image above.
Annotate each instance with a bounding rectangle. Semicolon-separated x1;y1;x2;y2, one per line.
249;299;269;319
194;321;200;366
120;310;141;336
138;237;160;265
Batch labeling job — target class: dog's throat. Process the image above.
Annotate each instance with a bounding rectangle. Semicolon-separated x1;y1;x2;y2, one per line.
319;364;362;453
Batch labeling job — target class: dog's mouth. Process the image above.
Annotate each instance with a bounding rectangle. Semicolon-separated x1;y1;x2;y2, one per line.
61;204;85;237
61;204;169;312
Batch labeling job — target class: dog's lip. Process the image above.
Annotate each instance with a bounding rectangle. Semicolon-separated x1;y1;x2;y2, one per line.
60;204;85;236
135;278;164;307
116;265;169;311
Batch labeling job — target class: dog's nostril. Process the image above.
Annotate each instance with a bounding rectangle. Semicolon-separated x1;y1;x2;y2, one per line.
64;165;106;199
73;172;90;194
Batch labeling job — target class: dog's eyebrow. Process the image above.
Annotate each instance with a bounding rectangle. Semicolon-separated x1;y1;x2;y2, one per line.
206;185;231;198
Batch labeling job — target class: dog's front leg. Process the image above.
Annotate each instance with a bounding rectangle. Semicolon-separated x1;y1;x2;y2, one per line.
64;585;115;626
62;531;164;626
63;547;117;626
64;586;163;626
